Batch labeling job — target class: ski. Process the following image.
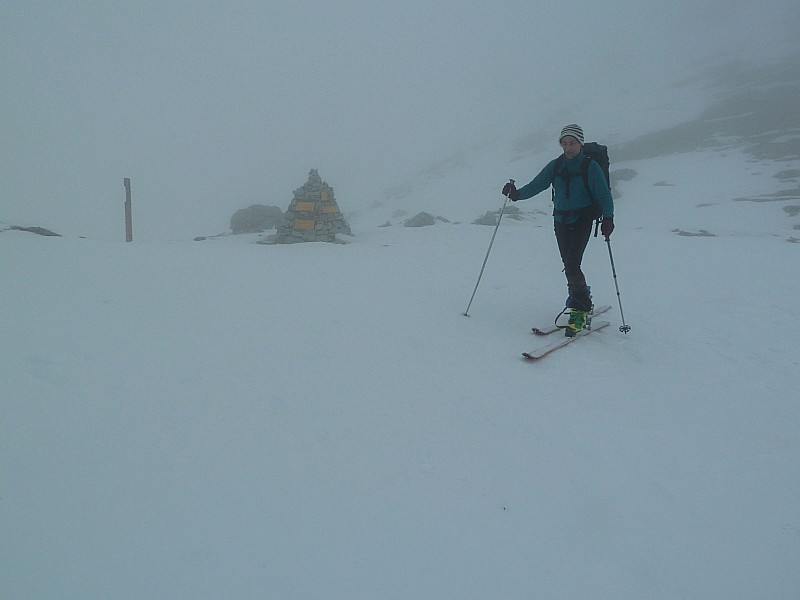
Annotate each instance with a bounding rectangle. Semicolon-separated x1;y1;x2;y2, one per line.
531;305;611;336
522;320;610;360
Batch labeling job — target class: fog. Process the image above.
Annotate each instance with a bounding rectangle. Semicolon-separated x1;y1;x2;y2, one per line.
2;1;798;239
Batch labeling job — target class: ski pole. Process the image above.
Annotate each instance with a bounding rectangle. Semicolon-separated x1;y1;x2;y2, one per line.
462;180;513;317
605;236;631;333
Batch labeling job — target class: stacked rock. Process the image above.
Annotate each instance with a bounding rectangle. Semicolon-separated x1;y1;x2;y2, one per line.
269;169;352;243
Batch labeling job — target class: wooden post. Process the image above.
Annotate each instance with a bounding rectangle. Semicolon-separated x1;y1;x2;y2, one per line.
123;178;133;242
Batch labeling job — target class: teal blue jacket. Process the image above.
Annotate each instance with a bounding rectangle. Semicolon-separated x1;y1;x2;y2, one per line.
515;152;614;224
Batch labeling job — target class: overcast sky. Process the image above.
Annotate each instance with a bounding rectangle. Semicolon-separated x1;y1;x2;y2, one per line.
2;1;798;239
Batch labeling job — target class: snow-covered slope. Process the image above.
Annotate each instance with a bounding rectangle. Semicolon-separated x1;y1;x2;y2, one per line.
2;57;799;600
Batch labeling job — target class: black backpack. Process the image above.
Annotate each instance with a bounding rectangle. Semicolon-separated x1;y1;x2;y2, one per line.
551;141;610;235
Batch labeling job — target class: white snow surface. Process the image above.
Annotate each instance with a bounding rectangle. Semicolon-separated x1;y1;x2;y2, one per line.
2;143;800;599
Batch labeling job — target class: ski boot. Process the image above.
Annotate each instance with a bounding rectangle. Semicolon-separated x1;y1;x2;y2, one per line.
564;308;588;337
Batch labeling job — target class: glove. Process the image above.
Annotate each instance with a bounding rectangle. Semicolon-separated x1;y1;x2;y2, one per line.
502;181;519;201
601;217;614;239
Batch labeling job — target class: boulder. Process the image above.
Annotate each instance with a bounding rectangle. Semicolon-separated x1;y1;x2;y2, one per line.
10;225;61;236
230;204;285;234
404;212;436;227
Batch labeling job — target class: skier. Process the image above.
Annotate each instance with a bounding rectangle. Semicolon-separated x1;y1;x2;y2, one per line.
502;124;614;336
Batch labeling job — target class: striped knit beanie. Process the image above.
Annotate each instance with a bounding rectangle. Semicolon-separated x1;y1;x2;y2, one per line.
559;124;584;145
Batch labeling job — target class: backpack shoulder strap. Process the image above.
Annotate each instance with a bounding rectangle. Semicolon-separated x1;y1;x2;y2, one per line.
550;155;565;185
580;156;597;205
579;156;604;237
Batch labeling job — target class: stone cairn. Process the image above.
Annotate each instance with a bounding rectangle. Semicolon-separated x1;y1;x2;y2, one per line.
266;169;352;244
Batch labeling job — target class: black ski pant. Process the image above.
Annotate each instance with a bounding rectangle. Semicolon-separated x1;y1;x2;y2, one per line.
554;219;593;311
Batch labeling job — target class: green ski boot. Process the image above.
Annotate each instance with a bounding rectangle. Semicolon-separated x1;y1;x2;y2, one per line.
565;309;588;337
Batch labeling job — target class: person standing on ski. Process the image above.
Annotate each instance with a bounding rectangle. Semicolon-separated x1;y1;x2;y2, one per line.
502;124;614;336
